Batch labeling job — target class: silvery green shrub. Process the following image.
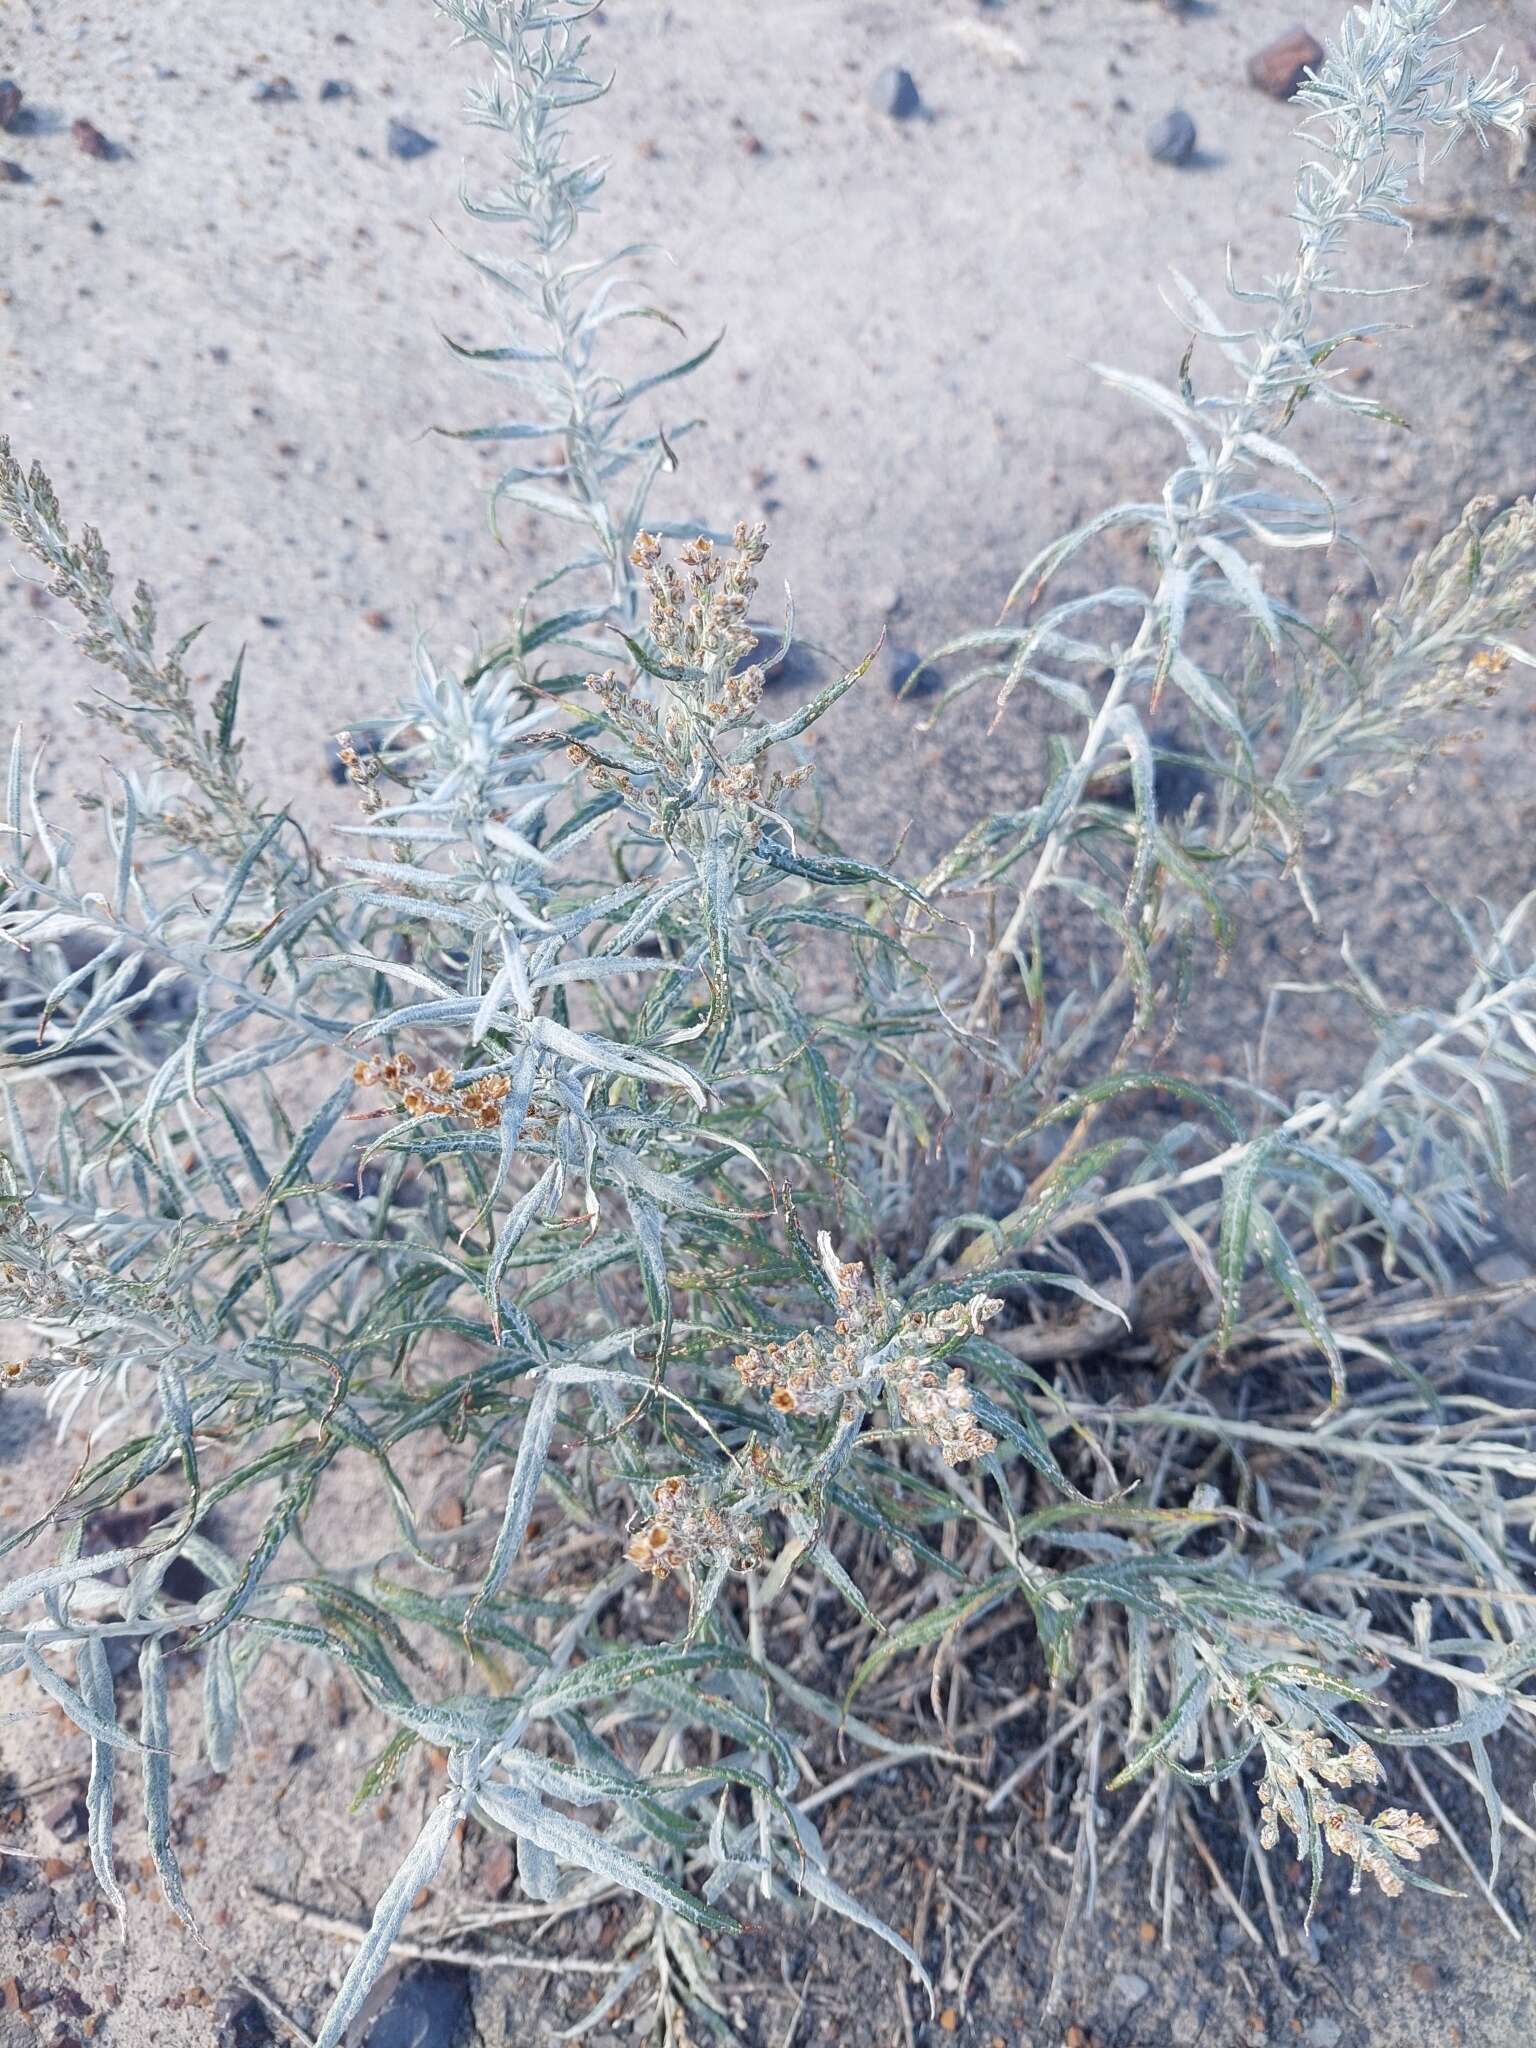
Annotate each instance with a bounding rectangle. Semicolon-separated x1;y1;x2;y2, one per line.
2;4;1534;2038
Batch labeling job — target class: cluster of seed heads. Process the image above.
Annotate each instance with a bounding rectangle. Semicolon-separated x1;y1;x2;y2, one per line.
1255;1725;1437;1899
571;526;813;831
732;1236;1001;1465
353;1052;513;1128
335;729;385;815
632;523;767;682
3;1207;155;1326
623;1472;765;1581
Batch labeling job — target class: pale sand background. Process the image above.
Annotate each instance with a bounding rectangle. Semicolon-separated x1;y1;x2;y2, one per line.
4;1;1536;2042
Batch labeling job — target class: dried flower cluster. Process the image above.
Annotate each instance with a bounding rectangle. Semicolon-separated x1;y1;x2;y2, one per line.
568;527;816;846
732;1235;1001;1464
335;728;385;815
624;1473;765;1580
354;1052;513;1128
634;524;767;687
1255;1725;1438;1900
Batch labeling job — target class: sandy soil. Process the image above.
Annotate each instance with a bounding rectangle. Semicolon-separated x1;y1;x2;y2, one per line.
4;1;1536;2043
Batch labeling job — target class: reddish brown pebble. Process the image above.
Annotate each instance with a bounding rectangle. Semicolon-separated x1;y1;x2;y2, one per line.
41;1858;71;1883
1247;27;1325;100
938;2013;959;2034
482;1841;515;1899
412;1885;432;1910
1065;2028;1090;2048
100;1986;120;2008
363;608;392;631
1139;1920;1158;1944
1409;1963;1437;1993
71;118;114;159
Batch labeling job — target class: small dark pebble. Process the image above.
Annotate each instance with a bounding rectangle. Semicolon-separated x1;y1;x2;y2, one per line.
747;626;820;693
253;77;299;104
867;66;921;120
212;1993;274;2048
319;79;355;101
1;159;29;185
1446;272;1491;301
161;1551;215;1606
103;1635;139;1682
1089;734;1211;818
0;80;23;133
328;729;384;784
386;119;437;161
333;1145;424;1210
888;647;942;700
258;614;282;629
354;1964;473;2048
41;1796;88;1845
71;119;114;160
1146;109;1196;165
1153;750;1213;818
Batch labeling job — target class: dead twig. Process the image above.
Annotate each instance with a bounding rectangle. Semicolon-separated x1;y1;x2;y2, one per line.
983;1682;1127;1814
253;1886;624;1976
958;1905;1021;2015
230;1972;317;2048
1178;1808;1266;1953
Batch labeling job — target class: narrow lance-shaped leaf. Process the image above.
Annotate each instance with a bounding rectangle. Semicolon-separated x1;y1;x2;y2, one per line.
313;1784;468;2048
140;1636;196;1927
79;1637;127;1921
466;1369;562;1632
